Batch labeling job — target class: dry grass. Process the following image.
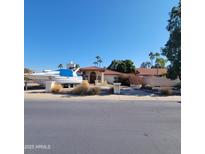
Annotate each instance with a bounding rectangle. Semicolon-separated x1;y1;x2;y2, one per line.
71;80;101;95
71;80;89;95
51;83;63;93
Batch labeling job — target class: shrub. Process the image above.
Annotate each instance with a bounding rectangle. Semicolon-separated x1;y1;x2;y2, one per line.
24;68;33;74
71;80;89;95
24;76;30;81
71;81;101;95
160;89;172;96
128;74;144;85
88;87;101;95
117;74;130;86
80;80;89;92
116;74;145;86
51;83;63;93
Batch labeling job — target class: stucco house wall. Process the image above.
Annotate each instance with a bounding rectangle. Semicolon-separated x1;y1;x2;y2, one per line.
82;71;103;82
104;75;118;84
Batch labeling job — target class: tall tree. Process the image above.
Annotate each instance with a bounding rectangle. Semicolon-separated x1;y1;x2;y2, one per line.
140;62;152;68
148;52;161;67
162;1;181;80
93;56;103;67
58;64;63;69
155;57;167;68
149;52;155;66
93;62;98;66
154;57;167;75
107;59;135;73
24;68;32;74
155;52;160;58
141;51;167;69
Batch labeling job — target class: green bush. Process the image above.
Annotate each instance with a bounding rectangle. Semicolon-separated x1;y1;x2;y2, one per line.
24;76;30;81
117;74;130;86
24;68;33;74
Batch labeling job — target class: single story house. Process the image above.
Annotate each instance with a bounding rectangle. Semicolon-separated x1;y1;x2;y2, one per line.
79;66;179;87
79;66;105;84
79;66;123;84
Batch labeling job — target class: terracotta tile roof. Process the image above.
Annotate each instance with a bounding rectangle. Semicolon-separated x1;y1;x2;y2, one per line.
80;66;105;72
104;69;123;75
136;68;167;76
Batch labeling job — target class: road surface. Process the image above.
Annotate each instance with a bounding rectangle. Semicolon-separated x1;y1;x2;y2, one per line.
25;96;180;154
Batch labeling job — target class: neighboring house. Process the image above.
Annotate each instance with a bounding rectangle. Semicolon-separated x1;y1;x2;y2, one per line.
136;68;179;87
136;68;167;77
104;68;168;84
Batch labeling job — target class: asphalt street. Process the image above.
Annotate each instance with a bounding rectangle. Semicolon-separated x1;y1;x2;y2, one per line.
25;98;181;154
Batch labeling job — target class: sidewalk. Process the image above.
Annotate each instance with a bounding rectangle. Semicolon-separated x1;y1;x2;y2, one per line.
24;89;181;102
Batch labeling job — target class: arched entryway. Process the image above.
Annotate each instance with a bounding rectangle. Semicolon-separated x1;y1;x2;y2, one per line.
90;72;96;83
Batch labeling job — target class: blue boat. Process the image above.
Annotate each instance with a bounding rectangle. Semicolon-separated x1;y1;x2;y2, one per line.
26;68;82;85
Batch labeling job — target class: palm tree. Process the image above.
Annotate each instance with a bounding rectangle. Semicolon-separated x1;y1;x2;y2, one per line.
155;52;160;59
154;52;160;74
149;52;162;68
93;62;98;66
58;64;63;69
96;56;100;60
98;59;102;67
149;52;155;67
140;62;152;68
155;57;167;75
93;56;103;67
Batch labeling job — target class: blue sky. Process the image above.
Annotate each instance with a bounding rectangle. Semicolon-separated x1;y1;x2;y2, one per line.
25;0;179;71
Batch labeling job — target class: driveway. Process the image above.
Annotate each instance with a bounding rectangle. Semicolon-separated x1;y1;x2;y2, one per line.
25;95;181;154
120;87;155;96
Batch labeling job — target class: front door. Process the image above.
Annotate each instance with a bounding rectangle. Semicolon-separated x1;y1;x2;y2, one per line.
90;72;96;83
